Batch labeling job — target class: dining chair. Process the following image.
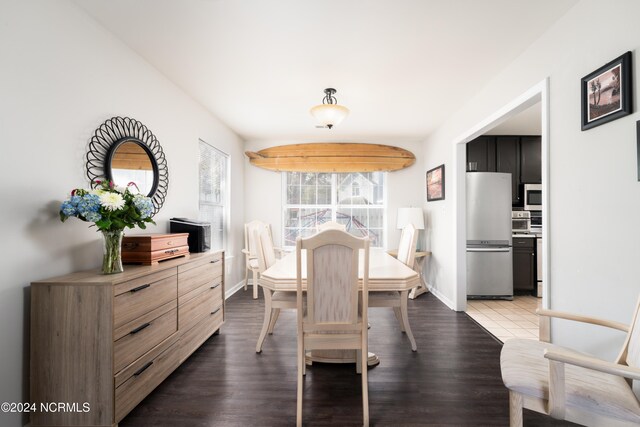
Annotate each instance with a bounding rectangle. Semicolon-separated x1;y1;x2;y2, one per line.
500;297;640;426
255;226;296;353
243;220;282;299
296;230;370;427
369;223;418;351
317;220;346;231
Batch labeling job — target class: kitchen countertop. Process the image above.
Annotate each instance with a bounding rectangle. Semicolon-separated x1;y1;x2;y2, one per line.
512;233;538;238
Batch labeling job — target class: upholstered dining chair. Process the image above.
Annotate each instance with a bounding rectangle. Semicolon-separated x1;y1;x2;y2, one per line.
317;220;347;231
500;297;640;426
243;220;283;299
369;223;419;351
254;226;296;353
296;230;370;427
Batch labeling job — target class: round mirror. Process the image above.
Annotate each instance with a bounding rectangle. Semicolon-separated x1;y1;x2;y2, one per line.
106;140;159;196
86;117;169;216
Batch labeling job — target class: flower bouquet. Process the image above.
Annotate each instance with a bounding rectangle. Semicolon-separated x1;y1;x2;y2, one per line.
60;180;155;274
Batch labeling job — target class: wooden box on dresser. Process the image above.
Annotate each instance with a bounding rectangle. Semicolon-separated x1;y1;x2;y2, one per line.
30;251;224;427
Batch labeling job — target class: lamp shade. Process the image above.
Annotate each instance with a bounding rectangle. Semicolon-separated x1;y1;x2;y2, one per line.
397;207;425;230
310;104;349;128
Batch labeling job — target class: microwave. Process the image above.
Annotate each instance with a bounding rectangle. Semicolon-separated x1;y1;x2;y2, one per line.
512;211;530;233
524;184;542;211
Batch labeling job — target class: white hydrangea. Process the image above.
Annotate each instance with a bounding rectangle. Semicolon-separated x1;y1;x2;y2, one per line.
99;192;126;211
114;185;128;194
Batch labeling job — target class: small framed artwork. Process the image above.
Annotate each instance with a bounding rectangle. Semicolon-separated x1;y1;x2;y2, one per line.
581;51;632;131
426;164;445;201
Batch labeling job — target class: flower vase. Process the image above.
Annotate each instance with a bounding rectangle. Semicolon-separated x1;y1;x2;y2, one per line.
102;229;124;274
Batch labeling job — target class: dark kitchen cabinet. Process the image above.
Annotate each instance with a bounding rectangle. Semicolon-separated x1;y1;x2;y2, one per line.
466;136;496;172
520;136;542;183
495;136;520;204
512;237;535;295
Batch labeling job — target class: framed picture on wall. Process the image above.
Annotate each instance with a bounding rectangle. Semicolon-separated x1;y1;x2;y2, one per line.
581;51;632;131
426;164;445;201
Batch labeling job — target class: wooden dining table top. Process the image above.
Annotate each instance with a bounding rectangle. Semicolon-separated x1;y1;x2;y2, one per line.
259;248;420;292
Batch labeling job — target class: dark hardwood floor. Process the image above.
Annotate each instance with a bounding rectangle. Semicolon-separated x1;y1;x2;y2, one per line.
121;290;577;426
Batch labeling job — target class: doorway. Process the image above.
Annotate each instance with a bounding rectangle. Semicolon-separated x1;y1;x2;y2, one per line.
453;79;550;324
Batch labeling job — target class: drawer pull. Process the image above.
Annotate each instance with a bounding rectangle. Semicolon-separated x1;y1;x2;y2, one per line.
210;259;220;264
210;307;221;315
129;322;151;335
133;361;153;376
130;284;151;293
210;283;221;290
165;249;180;255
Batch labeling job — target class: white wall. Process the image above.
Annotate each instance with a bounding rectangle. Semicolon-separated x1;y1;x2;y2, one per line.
423;0;640;359
244;139;425;251
0;2;244;425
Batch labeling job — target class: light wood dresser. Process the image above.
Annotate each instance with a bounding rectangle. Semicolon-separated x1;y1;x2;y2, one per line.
30;251;224;427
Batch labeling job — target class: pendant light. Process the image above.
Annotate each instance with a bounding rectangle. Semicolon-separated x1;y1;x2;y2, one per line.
310;88;349;129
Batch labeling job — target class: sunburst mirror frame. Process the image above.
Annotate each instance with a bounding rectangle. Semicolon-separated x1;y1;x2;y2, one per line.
86;116;168;216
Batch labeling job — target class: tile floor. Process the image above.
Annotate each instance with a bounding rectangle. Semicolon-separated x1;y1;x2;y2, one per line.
466;296;541;342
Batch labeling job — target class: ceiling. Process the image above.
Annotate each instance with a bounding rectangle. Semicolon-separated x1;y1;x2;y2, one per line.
74;0;577;143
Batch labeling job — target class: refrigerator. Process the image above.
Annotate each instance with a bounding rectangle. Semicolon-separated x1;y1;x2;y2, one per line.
466;172;513;299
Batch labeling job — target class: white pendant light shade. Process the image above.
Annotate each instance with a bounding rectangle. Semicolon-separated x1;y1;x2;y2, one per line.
310;104;349;128
310;88;349;129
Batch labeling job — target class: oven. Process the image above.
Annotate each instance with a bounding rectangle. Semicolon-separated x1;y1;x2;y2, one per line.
512;211;530;233
524;184;542;211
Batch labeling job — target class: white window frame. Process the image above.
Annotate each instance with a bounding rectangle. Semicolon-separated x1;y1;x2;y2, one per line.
281;172;387;248
198;140;229;251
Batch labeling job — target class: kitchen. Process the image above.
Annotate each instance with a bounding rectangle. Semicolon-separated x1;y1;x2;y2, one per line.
464;102;544;342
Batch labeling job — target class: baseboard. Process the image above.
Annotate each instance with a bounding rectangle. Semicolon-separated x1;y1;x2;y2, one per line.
428;286;457;311
225;280;247;299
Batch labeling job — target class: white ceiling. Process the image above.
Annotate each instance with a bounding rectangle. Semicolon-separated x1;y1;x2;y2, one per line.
73;0;576;143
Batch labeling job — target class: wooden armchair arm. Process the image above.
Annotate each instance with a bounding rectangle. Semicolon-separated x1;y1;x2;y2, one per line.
536;308;629;332
543;347;640;419
241;249;257;260
537;308;629;342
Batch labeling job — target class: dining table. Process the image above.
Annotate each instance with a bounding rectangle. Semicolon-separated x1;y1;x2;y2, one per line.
258;248;420;366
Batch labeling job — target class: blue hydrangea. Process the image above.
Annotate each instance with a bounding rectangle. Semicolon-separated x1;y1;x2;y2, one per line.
76;194;101;217
60;200;76;216
84;211;102;222
70;195;82;206
133;195;153;218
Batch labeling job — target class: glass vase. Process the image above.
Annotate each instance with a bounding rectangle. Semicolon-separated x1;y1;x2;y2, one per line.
102;229;124;274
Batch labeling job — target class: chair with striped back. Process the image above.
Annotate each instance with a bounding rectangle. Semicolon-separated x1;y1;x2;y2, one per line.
369;223;419;351
254;226;296;353
317;220;347;232
296;229;370;427
501;297;640;426
243;220;282;299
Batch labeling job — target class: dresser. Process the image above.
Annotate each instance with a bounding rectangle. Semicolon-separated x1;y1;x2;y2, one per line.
30;251;224;426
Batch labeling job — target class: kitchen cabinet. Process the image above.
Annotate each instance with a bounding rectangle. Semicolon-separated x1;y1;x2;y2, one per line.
495;136;520;204
512;237;535;295
520;136;541;183
466;136;496;172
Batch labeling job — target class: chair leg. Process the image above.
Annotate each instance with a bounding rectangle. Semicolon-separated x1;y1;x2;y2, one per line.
362;337;369;427
252;269;259;299
509;391;523;427
256;288;274;353
356;350;362;374
243;266;249;291
268;308;281;334
297;337;304;426
400;291;417;351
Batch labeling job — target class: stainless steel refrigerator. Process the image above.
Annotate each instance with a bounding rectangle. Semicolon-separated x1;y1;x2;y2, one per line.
466;172;513;299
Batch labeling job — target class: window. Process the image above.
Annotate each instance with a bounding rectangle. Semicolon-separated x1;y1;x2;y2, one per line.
283;172;386;247
198;140;228;250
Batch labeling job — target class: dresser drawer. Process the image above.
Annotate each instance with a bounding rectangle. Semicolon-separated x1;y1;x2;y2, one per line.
114;274;177;328
180;274;223;305
179;305;223;363
179;283;223;332
114;304;177;373
178;257;222;298
114;335;180;423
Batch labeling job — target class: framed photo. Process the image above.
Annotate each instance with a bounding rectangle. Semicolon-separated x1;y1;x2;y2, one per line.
426;164;445;201
581;51;632;131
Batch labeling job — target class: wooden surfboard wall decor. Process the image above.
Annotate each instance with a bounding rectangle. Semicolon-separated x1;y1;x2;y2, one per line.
245;143;415;172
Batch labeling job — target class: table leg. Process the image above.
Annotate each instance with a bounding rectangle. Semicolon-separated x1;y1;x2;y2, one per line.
400;290;417;351
256;287;273;353
409;258;429;300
